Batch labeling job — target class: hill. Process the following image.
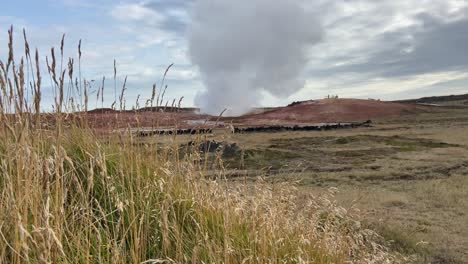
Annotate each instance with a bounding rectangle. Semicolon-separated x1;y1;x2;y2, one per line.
396;93;468;106
236;98;423;125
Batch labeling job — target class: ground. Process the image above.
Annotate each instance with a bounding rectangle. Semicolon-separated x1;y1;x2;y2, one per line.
143;105;468;263
85;98;426;129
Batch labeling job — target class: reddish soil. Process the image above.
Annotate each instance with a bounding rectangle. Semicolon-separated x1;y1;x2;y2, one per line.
86;111;213;129
76;99;427;130
234;99;424;125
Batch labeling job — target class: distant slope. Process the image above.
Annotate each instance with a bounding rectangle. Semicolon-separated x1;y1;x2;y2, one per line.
396;93;468;106
86;98;443;129
88;106;200;114
236;99;423;125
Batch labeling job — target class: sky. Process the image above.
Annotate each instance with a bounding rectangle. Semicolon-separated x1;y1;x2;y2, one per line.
1;0;468;112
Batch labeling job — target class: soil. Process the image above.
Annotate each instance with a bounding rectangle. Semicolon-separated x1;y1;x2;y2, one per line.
81;99;429;130
234;99;425;125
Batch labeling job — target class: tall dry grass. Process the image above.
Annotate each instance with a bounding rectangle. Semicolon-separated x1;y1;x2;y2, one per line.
0;27;404;263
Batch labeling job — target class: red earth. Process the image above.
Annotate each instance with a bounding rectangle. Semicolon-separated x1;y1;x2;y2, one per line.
233;99;425;126
80;98;427;130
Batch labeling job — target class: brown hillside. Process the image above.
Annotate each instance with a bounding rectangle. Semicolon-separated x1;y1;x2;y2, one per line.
81;99;429;130
237;99;424;125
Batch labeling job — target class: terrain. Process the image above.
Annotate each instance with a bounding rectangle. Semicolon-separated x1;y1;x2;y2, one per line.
17;92;468;263
2;28;467;262
144;104;468;263
234;98;425;125
85;98;429;130
396;93;468;106
85;97;468;262
1;32;413;263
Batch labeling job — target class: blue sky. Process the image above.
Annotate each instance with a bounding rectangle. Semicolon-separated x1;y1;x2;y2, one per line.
1;0;468;112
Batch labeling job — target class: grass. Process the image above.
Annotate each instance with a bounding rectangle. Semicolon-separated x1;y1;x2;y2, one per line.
194;110;468;262
0;28;405;263
214;134;457;175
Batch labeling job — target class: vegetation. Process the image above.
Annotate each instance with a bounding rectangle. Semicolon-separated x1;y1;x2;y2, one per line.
0;28;406;263
206;112;468;262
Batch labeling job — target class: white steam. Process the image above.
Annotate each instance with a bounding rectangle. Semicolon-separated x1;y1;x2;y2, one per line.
189;0;323;115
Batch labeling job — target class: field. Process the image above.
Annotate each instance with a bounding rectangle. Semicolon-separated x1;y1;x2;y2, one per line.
1;31;412;263
2;29;467;263
149;106;468;263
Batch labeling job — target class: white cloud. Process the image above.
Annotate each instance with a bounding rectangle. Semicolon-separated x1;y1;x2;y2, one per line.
109;2;183;48
111;3;165;25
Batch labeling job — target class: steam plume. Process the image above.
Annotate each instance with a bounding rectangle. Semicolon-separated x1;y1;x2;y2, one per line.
189;0;323;115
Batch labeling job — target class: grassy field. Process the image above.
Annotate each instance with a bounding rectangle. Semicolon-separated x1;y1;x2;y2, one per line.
0;29;412;263
160;106;468;263
3;28;467;263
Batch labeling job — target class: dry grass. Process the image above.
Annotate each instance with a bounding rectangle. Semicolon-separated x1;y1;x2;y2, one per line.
0;28;404;263
210;111;468;262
